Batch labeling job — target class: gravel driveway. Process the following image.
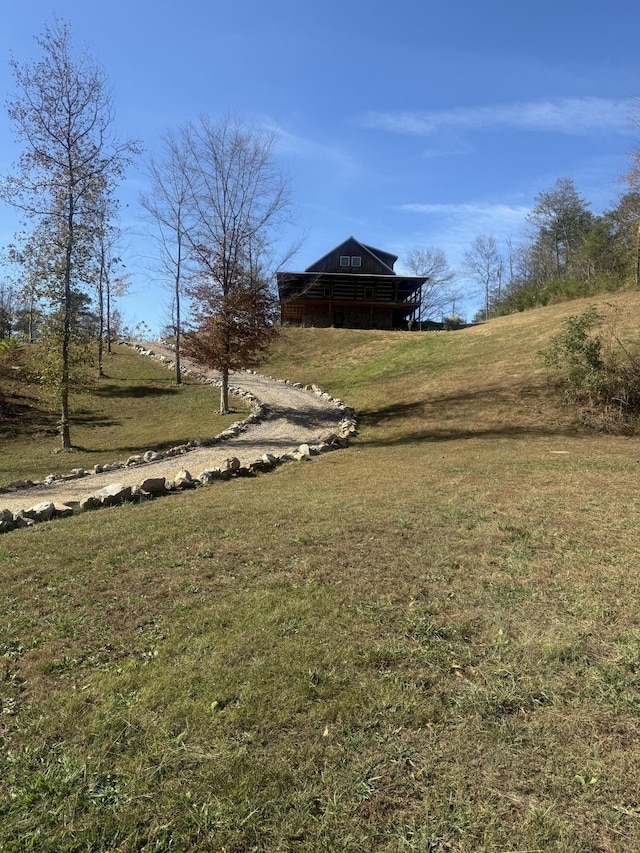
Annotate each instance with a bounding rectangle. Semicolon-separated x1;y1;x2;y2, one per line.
0;344;354;518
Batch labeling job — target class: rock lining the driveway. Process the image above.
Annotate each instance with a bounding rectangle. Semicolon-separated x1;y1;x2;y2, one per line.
0;343;357;532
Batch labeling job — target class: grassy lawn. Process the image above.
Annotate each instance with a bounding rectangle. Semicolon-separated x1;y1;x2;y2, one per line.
0;344;243;484
1;294;640;851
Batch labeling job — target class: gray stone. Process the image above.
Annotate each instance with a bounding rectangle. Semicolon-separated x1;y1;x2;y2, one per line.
320;432;339;445
63;469;87;480
53;503;74;518
23;501;55;522
97;483;133;506
174;469;196;489
139;477;168;496
235;465;256;477
79;495;101;511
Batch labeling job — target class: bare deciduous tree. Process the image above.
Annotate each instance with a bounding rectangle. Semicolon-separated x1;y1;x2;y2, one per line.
177;115;291;413
404;246;461;321
140;130;193;385
92;195;125;376
463;235;502;321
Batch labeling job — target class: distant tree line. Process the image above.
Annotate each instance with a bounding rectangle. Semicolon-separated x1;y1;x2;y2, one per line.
464;178;640;321
406;177;640;327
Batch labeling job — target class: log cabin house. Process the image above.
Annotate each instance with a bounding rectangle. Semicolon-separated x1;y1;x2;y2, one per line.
277;237;427;330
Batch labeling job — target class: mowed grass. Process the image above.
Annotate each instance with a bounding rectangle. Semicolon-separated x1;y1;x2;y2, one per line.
2;294;640;851
0;344;244;484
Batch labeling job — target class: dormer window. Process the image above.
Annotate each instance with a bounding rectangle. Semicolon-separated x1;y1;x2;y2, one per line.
351;256;362;267
339;255;350;267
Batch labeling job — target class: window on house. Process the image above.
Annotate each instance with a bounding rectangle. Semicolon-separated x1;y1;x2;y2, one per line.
351;256;362;267
284;304;303;321
339;255;350;267
364;286;374;299
323;284;333;298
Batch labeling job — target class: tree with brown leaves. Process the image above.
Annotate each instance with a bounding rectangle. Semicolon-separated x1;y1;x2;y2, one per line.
184;270;278;412
175;115;291;413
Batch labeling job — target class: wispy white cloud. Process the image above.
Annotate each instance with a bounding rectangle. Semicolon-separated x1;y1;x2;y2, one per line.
396;201;531;230
391;201;533;276
360;97;633;136
264;120;359;178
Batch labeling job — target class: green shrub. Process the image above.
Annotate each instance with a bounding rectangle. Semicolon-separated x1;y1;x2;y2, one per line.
0;337;23;373
443;315;466;330
542;306;640;433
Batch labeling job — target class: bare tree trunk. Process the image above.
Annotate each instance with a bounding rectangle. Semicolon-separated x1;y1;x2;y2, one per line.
60;381;71;448
106;276;112;354
220;366;229;414
61;237;73;449
58;172;76;450
174;238;182;385
97;318;104;375
97;247;105;376
28;288;35;344
175;323;182;383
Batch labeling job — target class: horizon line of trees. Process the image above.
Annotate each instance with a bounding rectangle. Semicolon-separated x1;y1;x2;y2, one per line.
462;179;640;323
405;177;640;327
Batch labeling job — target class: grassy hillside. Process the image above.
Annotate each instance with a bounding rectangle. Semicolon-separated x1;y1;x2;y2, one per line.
2;293;640;851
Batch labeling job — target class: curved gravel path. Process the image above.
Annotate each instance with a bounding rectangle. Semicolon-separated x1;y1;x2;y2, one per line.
0;344;354;519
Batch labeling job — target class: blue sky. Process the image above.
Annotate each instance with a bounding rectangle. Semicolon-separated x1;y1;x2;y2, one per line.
0;0;638;330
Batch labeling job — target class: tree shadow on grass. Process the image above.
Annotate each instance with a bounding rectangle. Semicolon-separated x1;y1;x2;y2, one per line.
266;404;344;429
76;436;201;455
93;384;180;398
1;397;122;438
0;399;53;435
72;412;121;428
357;383;580;446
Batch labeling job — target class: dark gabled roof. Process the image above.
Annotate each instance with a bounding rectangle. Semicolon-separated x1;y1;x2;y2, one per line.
305;236;397;275
360;242;398;272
